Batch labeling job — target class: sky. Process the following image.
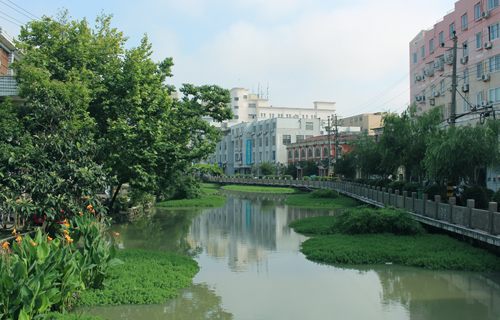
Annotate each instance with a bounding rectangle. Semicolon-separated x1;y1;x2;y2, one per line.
2;0;458;117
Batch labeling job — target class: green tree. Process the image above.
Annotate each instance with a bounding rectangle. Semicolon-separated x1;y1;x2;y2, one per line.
350;135;383;178
334;151;356;180
424;119;500;186
10;11;232;214
260;162;277;176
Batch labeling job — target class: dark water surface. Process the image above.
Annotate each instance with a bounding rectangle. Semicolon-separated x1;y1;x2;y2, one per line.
85;191;500;320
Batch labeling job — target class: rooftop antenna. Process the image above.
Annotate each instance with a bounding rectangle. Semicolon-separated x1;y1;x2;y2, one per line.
266;83;269;99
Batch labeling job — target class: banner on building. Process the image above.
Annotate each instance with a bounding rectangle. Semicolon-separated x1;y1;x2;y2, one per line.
246;140;252;165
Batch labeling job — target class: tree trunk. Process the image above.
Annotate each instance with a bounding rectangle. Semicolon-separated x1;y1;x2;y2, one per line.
108;183;123;212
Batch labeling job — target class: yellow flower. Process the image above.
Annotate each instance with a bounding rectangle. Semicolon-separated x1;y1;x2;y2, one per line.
78;212;83;216
115;233;120;236
47;236;52;242
63;230;69;234
11;229;16;234
65;223;70;228
64;234;73;242
1;242;8;248
62;219;68;224
91;209;95;214
30;241;36;246
87;205;92;210
15;236;21;243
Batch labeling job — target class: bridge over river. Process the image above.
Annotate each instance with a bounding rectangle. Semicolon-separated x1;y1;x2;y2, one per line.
210;177;500;249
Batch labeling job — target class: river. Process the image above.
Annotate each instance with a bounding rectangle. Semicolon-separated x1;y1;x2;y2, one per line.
85;191;500;320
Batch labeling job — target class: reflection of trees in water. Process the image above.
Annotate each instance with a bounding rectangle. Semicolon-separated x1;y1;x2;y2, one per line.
336;264;500;320
86;283;233;320
108;207;204;257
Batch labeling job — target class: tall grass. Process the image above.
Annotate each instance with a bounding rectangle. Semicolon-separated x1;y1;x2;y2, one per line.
156;195;227;208
284;194;360;208
221;185;301;193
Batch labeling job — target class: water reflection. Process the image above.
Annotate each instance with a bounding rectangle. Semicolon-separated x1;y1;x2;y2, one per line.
94;193;500;320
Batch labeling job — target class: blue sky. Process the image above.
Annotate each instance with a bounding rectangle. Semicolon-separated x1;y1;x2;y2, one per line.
3;0;457;117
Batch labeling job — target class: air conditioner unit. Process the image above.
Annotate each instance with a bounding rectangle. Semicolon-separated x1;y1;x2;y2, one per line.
481;101;489;107
429;98;435;106
415;75;422;81
434;61;444;71
257;131;262;135
482;11;490;19
462;84;469;92
485;42;492;49
434;91;441;97
415;96;422;101
251;132;255;135
460;56;468;64
482;74;490;81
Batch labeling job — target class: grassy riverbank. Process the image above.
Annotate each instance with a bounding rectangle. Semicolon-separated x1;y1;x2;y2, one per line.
290;207;500;272
156;194;227;208
221;185;301;193
284;193;360;208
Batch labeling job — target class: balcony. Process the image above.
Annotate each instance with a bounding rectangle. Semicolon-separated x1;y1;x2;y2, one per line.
0;76;19;99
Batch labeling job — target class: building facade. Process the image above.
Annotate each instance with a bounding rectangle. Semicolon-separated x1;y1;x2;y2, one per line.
338;112;385;135
409;0;500;125
0;27;20;101
213;117;324;175
286;135;356;178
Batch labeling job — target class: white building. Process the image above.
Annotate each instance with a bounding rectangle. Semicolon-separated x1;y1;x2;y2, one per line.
212;117;324;175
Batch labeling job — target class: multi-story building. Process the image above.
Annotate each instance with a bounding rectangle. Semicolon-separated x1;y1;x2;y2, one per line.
286;134;357;178
409;0;500;125
212;117;324;175
206;87;338;127
0;27;20;101
338;113;385;135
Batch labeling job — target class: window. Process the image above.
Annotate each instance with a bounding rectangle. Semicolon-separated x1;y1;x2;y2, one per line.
462;14;468;30
296;135;304;142
324;148;328;157
306;122;313;130
489;23;500;41
430;86;435;97
301;149;305;158
489;54;500;72
265;137;269;146
430;39;434;53
413;52;418;64
243;95;247;99
440;80;445;94
475;3;481;20
489;86;500;103
308;149;313;157
252;139;255;147
463;98;469;113
439;31;444;46
234;97;239;101
488;0;499;10
288;151;292;159
249;114;256;119
234;105;239;109
421;46;425;59
316;148;320;157
259;138;262;147
464;68;469;84
272;151;275;160
234;115;239;119
476;92;484;105
476;32;482;49
450;23;455;38
272;136;275;146
477;62;483;79
463;41;468;57
422;89;426;101
295;150;299;158
249;103;256;108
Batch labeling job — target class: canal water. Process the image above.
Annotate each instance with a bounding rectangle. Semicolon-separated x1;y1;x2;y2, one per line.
86;191;500;320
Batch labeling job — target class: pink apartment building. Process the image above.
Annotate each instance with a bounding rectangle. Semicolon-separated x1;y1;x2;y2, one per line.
410;0;500;124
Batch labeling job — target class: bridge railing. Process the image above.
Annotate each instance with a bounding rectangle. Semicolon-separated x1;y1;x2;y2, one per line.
210;177;500;241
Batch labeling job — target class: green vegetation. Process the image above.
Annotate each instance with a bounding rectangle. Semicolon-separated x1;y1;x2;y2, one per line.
310;189;339;199
78;249;199;306
202;188;219;195
289;206;500;271
201;183;221;189
156;195;227;208
284;193;360;208
300;234;500;272
221;185;301;194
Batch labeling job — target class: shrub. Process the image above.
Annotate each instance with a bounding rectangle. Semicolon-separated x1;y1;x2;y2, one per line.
388;181;406;193
310;189;339;199
403;182;422;195
303;176;312;180
283;175;293;180
492;189;500;204
375;179;390;188
460;186;494;209
423;183;446;201
354;178;367;184
331;206;425;236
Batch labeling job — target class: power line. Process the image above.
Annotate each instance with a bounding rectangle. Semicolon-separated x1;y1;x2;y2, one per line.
0;0;40;21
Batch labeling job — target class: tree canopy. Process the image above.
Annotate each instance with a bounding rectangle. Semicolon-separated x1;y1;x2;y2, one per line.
1;11;232;223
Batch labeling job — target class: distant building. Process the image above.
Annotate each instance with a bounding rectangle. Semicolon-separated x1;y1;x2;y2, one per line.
286;134;357;178
338;113;385;135
212;117;324;175
409;0;500;125
0;27;20;102
205;87;339;128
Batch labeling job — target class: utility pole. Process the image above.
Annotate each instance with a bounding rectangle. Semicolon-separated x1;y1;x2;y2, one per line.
327;116;331;176
450;31;458;126
334;114;339;162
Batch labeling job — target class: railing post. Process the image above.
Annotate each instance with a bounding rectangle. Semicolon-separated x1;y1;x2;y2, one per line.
467;199;474;228
448;197;456;223
489;202;497;234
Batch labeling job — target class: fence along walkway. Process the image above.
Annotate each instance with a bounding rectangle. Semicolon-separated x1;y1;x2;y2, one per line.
212;177;500;247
